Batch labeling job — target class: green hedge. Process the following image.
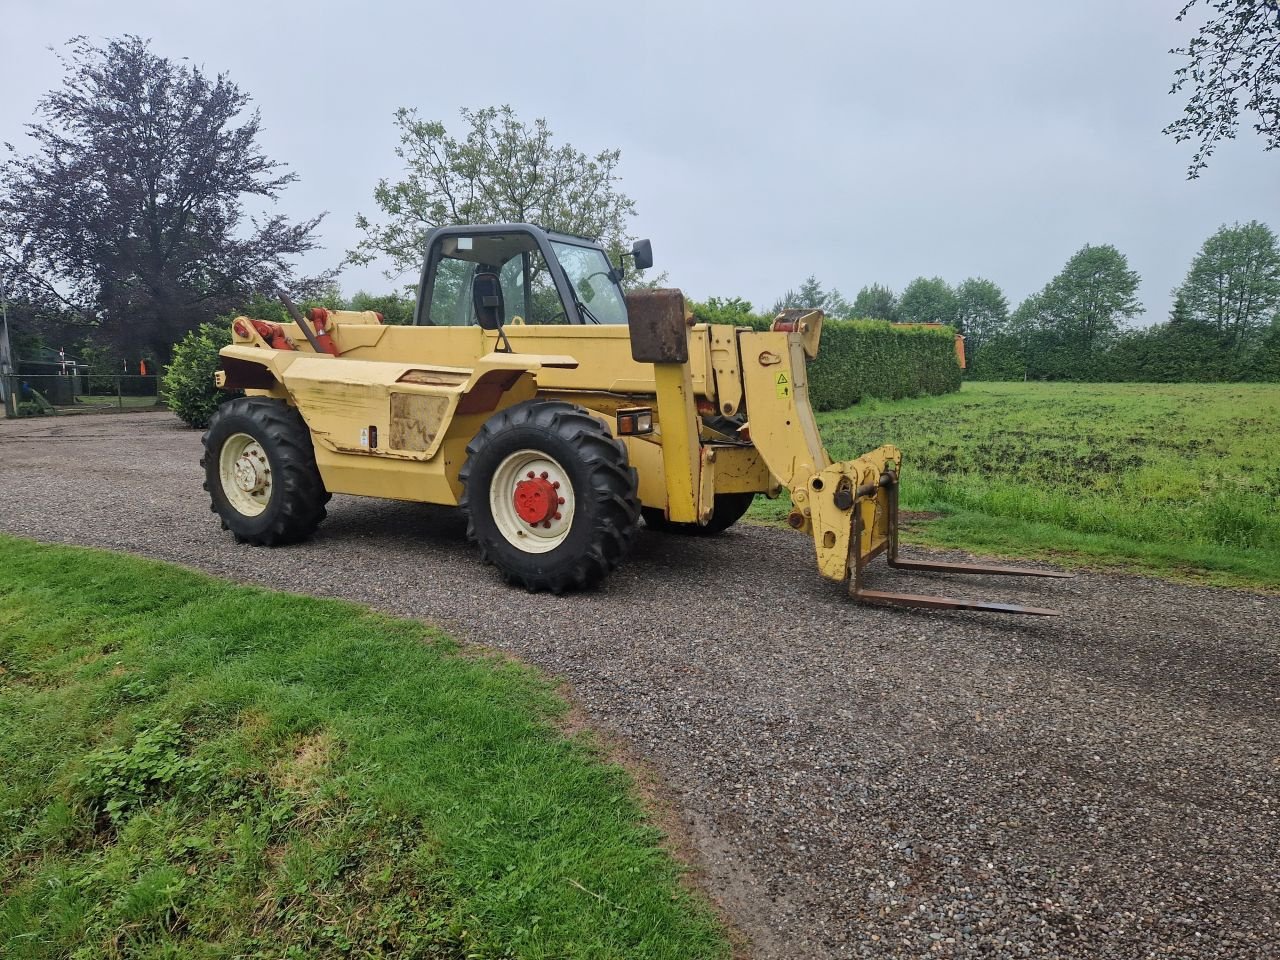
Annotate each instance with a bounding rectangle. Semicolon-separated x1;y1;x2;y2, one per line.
701;313;961;410
806;319;961;409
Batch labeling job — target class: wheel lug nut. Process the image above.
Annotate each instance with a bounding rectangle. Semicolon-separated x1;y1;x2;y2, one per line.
557;497;565;504
552;481;560;489
553;512;561;520
540;471;549;479
527;471;535;479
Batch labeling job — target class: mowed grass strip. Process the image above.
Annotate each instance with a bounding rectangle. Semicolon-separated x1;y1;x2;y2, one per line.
0;536;728;960
750;381;1280;589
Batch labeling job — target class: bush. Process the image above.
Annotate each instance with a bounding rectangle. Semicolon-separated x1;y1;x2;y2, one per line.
348;289;415;324
163;321;239;428
806;319;961;408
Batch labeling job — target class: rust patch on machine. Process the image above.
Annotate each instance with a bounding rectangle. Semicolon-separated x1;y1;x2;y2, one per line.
398;369;467;386
389;393;451;451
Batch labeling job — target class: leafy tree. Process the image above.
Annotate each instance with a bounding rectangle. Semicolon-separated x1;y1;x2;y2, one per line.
351;106;638;281
1166;1;1280;177
897;276;958;326
770;275;852;318
851;283;898;321
1035;244;1143;359
0;36;323;362
1175;220;1280;359
953;277;1009;353
688;296;764;327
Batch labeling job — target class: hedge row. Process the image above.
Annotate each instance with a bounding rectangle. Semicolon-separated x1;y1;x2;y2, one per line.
807;319;961;409
707;315;962;410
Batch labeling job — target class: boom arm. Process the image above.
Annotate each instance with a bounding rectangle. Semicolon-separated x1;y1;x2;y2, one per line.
734;318;1070;616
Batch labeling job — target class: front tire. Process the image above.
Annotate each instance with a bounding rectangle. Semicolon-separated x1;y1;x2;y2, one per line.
460;400;640;592
202;397;328;546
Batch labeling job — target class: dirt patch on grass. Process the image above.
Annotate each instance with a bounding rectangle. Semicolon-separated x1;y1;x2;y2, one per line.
274;731;336;793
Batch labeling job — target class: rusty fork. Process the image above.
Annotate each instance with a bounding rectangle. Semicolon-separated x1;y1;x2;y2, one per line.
850;475;1072;616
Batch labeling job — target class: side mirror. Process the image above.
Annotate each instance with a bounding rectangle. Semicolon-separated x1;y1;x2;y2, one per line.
472;271;505;330
631;238;654;271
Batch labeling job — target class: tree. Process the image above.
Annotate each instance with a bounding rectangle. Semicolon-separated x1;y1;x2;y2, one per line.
688;295;762;326
0;36;323;362
851;283;898;321
351;106;638;281
897;276;958;327
1175;220;1280;358
1036;244;1143;358
1166;1;1280;177
953;277;1009;353
770;275;852;318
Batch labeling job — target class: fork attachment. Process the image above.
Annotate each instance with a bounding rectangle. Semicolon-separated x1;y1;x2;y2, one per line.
848;472;1071;616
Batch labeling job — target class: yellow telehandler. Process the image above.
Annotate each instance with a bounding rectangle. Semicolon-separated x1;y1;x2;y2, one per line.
204;224;1067;614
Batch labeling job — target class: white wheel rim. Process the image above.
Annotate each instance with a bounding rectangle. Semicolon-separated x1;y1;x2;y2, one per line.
219;432;272;517
489;449;576;553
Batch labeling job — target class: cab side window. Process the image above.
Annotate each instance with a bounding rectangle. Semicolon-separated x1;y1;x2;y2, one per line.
426;255;474;326
421;233;569;326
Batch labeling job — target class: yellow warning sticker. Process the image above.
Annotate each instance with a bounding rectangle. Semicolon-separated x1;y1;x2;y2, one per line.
775;372;790;398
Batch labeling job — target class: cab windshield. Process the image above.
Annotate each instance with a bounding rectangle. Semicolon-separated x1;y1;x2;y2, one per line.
550;240;628;325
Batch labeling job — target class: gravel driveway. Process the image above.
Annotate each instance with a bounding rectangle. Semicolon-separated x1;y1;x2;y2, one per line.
1;411;1277;959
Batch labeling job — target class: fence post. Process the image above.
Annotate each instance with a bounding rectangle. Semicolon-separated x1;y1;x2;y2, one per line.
117;375;123;409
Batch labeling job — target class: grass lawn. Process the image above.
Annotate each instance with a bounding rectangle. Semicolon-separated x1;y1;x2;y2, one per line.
750;381;1280;589
0;536;728;959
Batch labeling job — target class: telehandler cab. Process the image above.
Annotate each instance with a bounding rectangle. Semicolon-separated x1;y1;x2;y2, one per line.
204;223;1067;614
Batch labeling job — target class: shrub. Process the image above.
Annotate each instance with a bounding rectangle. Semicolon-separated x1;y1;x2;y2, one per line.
163;321;239;428
348;289;415;324
806;319;961;409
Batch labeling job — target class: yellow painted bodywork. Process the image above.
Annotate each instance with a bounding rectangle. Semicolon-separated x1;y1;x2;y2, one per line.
219;304;902;584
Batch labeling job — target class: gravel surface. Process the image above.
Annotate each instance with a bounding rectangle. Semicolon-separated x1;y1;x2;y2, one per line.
1;411;1277;958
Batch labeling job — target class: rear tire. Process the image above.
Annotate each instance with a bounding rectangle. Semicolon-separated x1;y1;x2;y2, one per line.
642;492;755;536
460;400;640;592
202;397;328;546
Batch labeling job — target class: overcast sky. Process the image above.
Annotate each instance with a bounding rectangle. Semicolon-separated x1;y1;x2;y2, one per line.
3;0;1276;324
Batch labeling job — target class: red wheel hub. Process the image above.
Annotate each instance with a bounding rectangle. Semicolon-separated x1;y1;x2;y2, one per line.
513;475;559;525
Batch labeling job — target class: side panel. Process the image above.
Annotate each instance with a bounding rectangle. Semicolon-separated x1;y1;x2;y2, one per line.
327;323;717;398
312;387;537;505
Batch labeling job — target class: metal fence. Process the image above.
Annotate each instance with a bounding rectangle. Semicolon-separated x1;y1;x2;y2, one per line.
2;373;163;417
